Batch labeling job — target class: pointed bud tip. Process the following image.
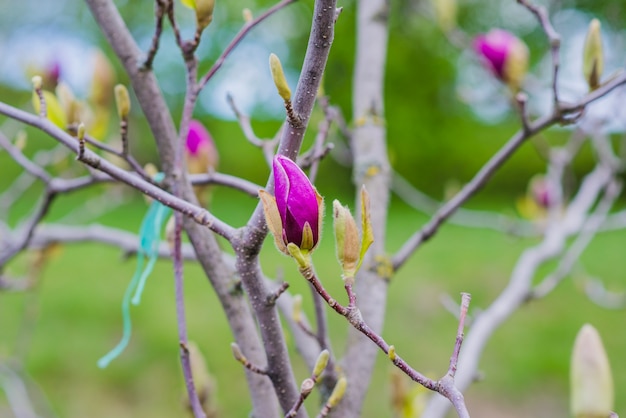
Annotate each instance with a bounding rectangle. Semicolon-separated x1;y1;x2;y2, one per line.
269;53;292;101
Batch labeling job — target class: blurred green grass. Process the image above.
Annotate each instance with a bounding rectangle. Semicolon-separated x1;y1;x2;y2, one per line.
1;188;624;418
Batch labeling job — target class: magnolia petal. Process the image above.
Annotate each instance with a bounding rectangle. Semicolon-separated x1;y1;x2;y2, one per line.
259;189;287;254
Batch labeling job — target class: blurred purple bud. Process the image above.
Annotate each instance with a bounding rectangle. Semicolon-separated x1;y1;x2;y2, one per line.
474;29;529;92
185;120;218;173
530;176;554;209
273;155;322;252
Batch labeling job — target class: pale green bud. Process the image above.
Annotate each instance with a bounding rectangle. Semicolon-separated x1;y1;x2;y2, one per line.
583;19;604;90
571;324;614;418
269;53;292;101
195;0;215;30
333;200;360;280
114;84;131;119
328;377;347;407
313;349;330;377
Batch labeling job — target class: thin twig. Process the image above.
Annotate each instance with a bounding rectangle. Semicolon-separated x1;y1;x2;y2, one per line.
142;0;168;70
197;0;298;92
391;72;626;271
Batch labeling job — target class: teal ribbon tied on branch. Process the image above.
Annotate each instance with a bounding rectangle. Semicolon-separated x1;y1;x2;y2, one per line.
98;173;172;368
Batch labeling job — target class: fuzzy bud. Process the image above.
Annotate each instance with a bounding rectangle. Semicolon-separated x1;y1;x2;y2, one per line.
300;378;315;396
114;84;131;119
195;0;215;30
313;349;330;377
570;324;614;418
269;53;292;101
583;19;604;90
333;200;360;280
230;342;246;363
242;8;253;22
328;377;347;407
32;75;43;90
260;155;323;255
388;345;397;362
474;29;529;92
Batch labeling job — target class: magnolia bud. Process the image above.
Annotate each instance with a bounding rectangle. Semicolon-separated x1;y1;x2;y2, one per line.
114;84;131;119
313;349;330;377
388;345;397;361
571;324;614;418
269;53;292;101
242;8;253;23
333;200;360;280
195;0;215;30
300;378;315;396
90;50;116;107
230;342;246;363
327;377;347;407
32;75;43;90
434;0;457;32
474;29;529;92
583;19;604;90
261;156;323;255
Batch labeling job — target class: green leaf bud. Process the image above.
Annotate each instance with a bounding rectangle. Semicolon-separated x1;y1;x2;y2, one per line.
114;84;131;119
269;53;292;101
583;19;604;90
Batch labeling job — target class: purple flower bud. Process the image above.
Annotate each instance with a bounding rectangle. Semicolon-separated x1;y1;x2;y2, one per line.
474;29;529;92
185;120;218;174
272;155;322;252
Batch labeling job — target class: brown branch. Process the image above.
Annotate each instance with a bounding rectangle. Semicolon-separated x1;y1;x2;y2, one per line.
391;71;626;271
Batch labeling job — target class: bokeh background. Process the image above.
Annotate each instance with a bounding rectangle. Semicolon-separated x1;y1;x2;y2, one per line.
1;0;625;417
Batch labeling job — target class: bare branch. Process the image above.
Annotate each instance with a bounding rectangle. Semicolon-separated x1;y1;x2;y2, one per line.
392;72;626;271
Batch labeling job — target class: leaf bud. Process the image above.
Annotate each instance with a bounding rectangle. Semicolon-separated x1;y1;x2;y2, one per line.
32;75;43;90
313;349;330;377
195;0;215;30
583;19;604;90
114;84;131;119
269;53;292;101
333;200;360;280
328;377;347;407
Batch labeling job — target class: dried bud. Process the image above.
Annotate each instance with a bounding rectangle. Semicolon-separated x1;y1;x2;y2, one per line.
333;200;360;280
328;377;347;407
260;155;323;255
242;8;253;23
300;379;315;398
195;0;215;30
313;349;330;377
114;84;131;119
583;19;604;90
474;29;529;92
571;324;614;418
269;53;292;101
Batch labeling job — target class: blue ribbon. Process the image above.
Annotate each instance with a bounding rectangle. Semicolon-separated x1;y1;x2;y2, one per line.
98;174;172;368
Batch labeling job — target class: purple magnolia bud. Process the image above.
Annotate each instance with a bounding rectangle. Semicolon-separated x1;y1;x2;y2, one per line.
185;120;218;174
273;155;322;252
260;156;323;255
474;29;529;92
